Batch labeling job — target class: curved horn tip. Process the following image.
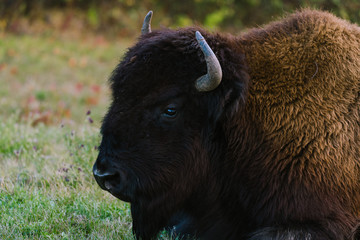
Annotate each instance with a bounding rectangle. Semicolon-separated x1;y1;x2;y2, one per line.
195;31;213;58
195;31;203;40
145;10;153;20
141;10;153;35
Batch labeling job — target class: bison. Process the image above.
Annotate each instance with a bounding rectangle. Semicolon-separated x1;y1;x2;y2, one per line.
93;9;360;240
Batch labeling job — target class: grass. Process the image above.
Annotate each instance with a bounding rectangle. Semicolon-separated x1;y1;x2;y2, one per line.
0;32;172;239
0;33;126;123
0;114;135;239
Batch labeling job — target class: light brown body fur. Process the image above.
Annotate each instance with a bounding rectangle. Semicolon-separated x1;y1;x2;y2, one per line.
224;9;360;237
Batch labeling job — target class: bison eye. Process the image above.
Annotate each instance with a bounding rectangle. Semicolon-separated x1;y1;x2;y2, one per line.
162;106;177;119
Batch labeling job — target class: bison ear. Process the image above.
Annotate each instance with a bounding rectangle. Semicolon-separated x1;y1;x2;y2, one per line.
205;65;249;126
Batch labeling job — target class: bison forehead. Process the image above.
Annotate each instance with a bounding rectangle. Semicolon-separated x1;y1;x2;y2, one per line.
109;28;210;100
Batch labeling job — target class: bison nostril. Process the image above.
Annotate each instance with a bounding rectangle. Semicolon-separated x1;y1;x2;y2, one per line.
93;168;115;178
93;165;118;190
93;163;133;202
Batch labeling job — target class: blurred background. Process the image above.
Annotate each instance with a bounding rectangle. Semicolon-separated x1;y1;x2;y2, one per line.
1;1;360;239
1;0;360;126
1;0;360;38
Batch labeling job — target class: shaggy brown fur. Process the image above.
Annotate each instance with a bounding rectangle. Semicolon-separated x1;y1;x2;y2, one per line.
93;9;360;240
226;9;360;238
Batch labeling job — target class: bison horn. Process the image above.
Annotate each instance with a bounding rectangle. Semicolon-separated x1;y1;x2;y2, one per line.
195;31;222;92
141;11;153;35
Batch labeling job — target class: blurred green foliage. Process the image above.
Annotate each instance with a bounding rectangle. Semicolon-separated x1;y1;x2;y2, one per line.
1;0;360;35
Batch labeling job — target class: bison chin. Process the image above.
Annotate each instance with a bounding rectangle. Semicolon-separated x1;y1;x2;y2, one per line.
102;182;134;203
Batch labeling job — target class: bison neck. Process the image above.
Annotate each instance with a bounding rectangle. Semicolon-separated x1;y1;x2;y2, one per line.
166;178;248;239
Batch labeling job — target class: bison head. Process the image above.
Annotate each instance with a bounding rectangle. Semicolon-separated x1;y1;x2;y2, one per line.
93;11;249;239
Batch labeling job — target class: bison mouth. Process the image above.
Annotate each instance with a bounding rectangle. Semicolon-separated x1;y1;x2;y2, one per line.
102;180;134;202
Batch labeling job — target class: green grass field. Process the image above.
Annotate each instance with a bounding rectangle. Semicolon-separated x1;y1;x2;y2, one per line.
0;33;174;239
